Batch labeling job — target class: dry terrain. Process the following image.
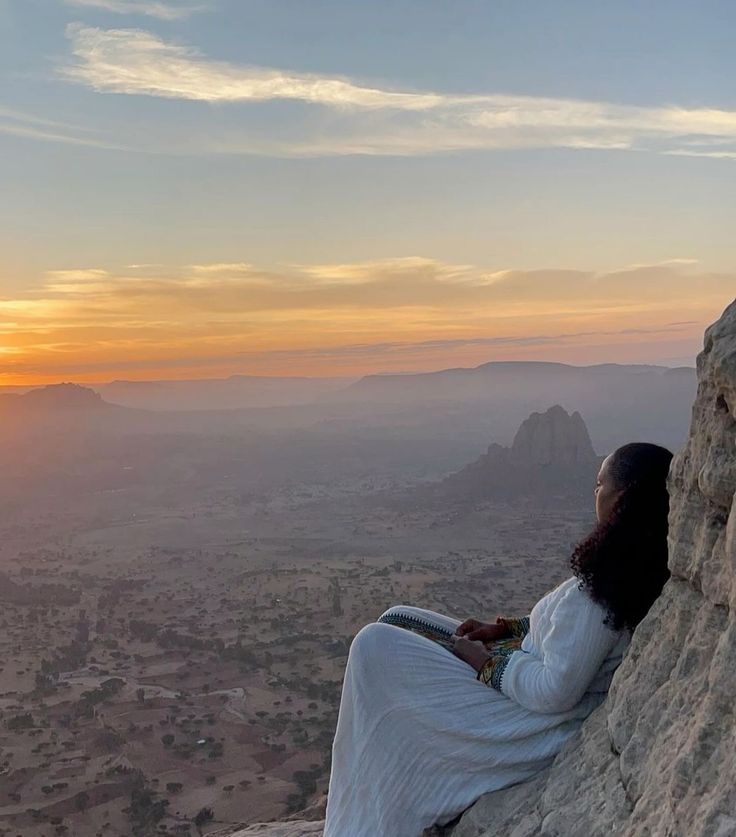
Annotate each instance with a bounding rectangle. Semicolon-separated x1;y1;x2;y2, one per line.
0;472;592;836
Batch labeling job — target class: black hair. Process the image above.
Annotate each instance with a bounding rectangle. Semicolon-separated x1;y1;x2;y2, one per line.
570;442;673;632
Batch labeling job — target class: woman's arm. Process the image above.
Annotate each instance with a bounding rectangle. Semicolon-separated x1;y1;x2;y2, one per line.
456;614;531;642
478;585;620;713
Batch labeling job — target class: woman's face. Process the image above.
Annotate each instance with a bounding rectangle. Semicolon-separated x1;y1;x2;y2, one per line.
595;454;623;524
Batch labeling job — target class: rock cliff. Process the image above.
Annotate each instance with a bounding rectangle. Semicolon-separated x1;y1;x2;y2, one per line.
223;299;735;837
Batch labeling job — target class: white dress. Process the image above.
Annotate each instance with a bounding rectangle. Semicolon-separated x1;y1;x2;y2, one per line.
324;576;630;837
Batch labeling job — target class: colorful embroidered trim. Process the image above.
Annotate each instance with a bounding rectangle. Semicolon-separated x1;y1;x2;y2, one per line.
477;653;511;690
486;636;523;655
378;612;455;649
496;616;531;638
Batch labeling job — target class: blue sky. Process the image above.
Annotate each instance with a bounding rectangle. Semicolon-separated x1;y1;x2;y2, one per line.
0;0;734;381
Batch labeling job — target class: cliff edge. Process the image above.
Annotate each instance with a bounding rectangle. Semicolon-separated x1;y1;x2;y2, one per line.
223;298;736;837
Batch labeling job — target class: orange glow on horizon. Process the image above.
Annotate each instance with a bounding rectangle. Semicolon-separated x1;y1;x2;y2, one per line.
0;258;732;388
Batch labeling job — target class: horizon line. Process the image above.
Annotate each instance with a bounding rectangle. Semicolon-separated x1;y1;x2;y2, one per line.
0;357;697;392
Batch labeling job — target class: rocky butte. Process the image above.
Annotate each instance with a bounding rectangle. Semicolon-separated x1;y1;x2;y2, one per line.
441;404;600;505
219;298;736;837
508;405;597;468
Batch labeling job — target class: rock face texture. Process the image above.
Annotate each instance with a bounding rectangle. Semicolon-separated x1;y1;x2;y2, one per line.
224;299;735;837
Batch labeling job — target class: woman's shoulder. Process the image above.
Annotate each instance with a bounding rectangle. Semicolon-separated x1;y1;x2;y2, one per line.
556;576;625;637
543;576;609;617
530;576;579;619
543;575;581;602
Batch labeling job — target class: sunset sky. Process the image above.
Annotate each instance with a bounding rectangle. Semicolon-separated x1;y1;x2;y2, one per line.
1;0;734;384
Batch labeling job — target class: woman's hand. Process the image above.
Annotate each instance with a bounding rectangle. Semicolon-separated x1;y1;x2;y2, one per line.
451;636;491;672
455;619;508;643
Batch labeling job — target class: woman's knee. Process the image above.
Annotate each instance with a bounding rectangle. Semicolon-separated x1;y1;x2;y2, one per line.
377;604;411;622
348;621;400;667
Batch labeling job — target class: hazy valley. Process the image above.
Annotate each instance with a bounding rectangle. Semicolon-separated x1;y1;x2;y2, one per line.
0;361;697;836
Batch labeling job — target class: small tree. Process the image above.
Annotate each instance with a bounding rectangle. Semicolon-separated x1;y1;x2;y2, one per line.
193;806;214;835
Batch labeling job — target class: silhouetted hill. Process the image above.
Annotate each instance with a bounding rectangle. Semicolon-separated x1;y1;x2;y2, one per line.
324;361;694;405
7;382;109;411
0;383;101;411
439;405;602;505
508;405;597;466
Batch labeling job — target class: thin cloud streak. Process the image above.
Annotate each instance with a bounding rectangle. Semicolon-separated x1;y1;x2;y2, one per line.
0;121;130;151
53;25;736;159
0;106;96;131
0;107;144;152
237;324;694;361
664;149;736;160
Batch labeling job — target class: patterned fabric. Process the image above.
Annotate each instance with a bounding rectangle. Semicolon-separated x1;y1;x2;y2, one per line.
477;652;512;690
486;636;524;655
476;636;523;690
378;611;456;650
496;615;531;638
378;613;530;659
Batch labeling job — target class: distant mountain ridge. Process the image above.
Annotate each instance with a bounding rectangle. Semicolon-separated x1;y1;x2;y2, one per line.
4;362;695;412
0;382;109;412
319;360;696;454
323;360;696;405
0;361;697;455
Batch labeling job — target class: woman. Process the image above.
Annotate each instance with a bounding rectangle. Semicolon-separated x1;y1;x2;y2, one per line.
324;442;673;837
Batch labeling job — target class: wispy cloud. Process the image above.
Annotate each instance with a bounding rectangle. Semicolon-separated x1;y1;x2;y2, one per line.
664;149;736;160
61;25;447;109
189;262;255;274
0;105;137;151
53;24;736;159
236;325;695;362
294;257;477;286
64;0;207;20
0;259;732;381
0;106;87;131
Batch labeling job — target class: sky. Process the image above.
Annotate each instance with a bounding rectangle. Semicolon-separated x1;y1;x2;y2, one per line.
0;0;734;384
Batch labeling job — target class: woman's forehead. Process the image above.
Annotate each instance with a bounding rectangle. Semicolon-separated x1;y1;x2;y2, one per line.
598;453;614;479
